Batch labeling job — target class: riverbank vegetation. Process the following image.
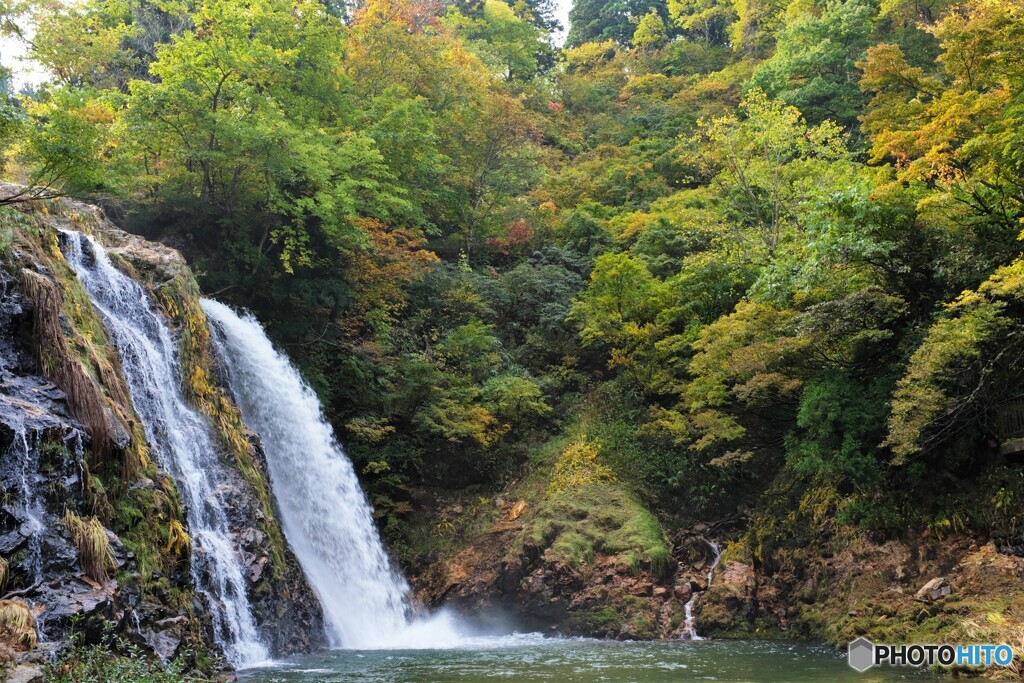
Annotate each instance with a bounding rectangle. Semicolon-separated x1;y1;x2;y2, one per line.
4;0;1024;654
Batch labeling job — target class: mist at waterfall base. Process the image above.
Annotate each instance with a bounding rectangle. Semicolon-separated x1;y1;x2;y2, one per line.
61;231;271;667
202;299;477;651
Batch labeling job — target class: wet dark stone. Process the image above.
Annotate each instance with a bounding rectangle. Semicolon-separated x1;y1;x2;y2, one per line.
216;439;327;657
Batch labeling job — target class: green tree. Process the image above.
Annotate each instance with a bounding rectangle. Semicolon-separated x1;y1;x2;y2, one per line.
571;252;668;389
481;374;552;423
887;260;1024;463
729;0;788;56
15;87;119;200
447;0;553;80
688;89;851;277
566;0;671;47
667;0;735;47
750;0;876;128
633;10;668;48
859;0;1024;284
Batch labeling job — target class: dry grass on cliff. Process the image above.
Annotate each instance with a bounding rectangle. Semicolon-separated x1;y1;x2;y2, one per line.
21;269;114;464
17;234;148;480
165;519;191;557
0;600;37;651
63;510;115;583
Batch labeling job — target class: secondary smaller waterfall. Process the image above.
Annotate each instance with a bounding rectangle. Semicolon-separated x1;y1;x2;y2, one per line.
203;299;462;649
61;232;268;667
683;540;722;640
9;429;45;584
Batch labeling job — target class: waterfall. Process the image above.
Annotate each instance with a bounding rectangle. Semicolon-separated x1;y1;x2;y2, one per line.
683;540;722;640
202;299;462;649
60;231;269;667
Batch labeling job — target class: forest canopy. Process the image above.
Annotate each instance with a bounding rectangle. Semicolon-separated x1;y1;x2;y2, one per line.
4;0;1024;548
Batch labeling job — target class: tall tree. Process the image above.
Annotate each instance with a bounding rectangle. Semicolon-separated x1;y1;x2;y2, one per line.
750;0;876;128
566;0;671;46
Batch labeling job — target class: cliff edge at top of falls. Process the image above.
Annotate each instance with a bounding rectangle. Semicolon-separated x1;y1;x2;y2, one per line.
0;189;323;677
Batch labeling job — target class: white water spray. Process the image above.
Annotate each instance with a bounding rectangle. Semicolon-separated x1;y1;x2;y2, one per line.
683;540;722;641
202;299;463;649
61;232;269;667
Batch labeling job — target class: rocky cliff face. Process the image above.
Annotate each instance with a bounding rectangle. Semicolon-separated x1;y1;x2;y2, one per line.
415;479;1024;672
95;220;326;659
0;194;324;675
0;271;113;662
695;531;1024;651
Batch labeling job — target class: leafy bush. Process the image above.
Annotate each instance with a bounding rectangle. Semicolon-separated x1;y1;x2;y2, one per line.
548;437;616;495
45;630;186;683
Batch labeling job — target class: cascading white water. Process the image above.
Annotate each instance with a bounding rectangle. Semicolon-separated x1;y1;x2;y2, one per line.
61;232;269;667
683;540;722;640
10;429;45;584
202;299;463;649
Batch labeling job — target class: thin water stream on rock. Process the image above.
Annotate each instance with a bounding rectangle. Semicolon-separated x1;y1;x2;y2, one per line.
683;539;722;640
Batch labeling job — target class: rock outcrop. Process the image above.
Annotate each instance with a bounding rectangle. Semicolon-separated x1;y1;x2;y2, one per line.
694;530;1024;656
414;498;722;640
0;244;177;669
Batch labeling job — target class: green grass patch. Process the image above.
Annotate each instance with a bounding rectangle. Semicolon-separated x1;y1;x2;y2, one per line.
523;481;671;574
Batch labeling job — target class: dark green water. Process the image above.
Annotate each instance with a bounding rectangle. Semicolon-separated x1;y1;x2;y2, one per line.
239;637;932;682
